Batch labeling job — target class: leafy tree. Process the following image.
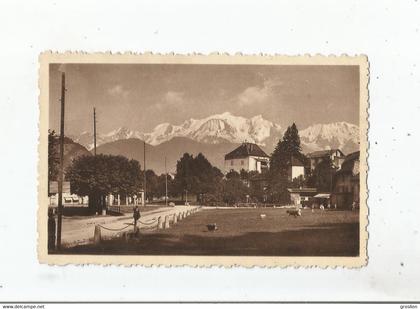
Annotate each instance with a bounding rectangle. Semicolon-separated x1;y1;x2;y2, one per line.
143;169;176;201
222;176;249;205
155;173;174;200
226;170;240;180
143;169;159;200
240;169;249;181
48;130;60;195
67;154;142;212
174;152;223;201
248;178;266;203
290;175;305;188
174;153;195;199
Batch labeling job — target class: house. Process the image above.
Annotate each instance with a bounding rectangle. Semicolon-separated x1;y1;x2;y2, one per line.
331;151;360;209
224;142;269;174
48;181;145;207
288;155;305;181
48;181;87;205
307;149;345;170
287;187;317;206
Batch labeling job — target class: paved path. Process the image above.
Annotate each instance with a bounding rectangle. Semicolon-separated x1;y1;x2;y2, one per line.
61;205;199;247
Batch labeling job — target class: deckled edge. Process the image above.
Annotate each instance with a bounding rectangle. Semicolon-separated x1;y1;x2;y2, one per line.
37;52;370;268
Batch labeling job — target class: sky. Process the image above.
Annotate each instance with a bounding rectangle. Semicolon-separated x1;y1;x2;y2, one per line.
49;63;359;135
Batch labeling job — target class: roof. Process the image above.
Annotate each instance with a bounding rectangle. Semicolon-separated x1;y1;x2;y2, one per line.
290;155;305;166
314;193;331;198
344;151;360;163
337;151;360;173
307;149;344;159
287;187;317;194
225;142;269;160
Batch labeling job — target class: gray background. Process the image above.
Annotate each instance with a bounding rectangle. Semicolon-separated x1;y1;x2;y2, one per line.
0;0;419;301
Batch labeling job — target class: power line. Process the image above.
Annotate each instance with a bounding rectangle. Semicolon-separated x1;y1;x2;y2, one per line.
165;156;168;207
93;107;97;156
143;140;146;205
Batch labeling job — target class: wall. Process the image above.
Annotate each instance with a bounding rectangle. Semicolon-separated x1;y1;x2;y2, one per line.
224;157;249;173
291;166;305;179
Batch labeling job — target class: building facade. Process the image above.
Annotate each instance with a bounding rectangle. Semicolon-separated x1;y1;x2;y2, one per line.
288;156;305;181
307;149;345;171
331;151;360;209
224;142;269;174
287;187;318;206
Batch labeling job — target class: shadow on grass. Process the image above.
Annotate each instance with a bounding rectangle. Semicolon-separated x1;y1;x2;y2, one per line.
60;222;359;257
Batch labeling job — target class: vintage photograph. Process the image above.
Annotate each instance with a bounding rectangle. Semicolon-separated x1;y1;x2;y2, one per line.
38;53;368;266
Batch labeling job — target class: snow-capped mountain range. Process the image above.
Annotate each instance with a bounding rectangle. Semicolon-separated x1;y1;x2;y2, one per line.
70;112;359;154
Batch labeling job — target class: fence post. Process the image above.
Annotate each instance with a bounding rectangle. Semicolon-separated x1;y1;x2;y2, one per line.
164;216;170;229
157;216;163;229
178;212;182;221
173;213;177;224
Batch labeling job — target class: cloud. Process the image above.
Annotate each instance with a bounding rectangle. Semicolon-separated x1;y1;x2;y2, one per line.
108;84;130;98
236;78;283;107
154;91;185;110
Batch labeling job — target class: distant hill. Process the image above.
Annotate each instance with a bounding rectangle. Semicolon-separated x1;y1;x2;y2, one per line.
50;137;92;174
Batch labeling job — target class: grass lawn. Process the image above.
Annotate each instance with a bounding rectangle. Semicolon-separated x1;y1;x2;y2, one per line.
64;208;360;256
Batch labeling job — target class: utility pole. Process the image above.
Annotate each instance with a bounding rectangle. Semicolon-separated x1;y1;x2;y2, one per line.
56;72;66;250
143;140;146;205
93;107;97;156
93;107;99;213
165;157;168;206
185;189;188;205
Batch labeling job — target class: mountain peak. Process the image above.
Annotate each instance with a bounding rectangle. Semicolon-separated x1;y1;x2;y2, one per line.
219;111;233;117
71;114;359;155
300;121;359;154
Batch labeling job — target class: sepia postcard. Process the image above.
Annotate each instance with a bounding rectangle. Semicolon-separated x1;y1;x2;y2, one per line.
38;53;369;267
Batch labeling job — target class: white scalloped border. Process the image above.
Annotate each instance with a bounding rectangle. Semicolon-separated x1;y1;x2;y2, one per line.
37;52;369;268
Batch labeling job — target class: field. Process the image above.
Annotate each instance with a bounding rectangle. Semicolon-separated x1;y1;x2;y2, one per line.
65;208;360;256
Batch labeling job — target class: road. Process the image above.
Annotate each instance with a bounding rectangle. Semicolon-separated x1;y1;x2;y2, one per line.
61;205;199;247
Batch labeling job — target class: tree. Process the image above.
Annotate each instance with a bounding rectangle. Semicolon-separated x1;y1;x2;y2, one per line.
226;170;240;180
268;123;306;203
222;176;249;205
156;173;174;200
282;123;302;154
174;153;195;199
67;154;142;212
174;152;223;201
48;130;60;195
143;169;159;201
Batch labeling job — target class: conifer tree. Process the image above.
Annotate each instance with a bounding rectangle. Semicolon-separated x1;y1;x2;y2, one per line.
268;123;306;202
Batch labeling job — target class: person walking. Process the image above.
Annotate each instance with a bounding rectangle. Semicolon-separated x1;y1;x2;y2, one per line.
133;206;141;233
